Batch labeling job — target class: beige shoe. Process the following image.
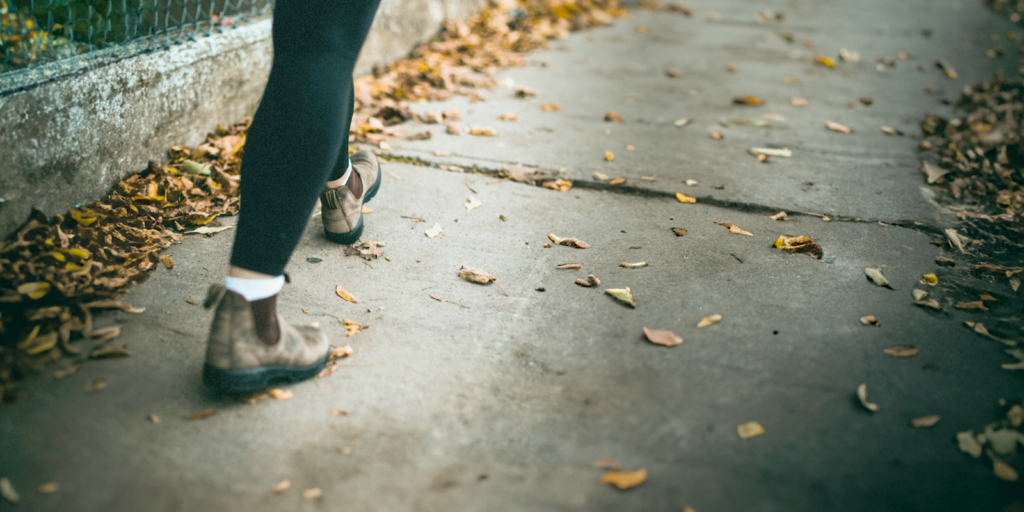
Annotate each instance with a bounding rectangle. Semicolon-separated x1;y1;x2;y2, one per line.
201;284;329;394
320;150;382;244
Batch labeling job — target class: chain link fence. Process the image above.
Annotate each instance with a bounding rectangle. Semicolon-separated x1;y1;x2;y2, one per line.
1;0;272;73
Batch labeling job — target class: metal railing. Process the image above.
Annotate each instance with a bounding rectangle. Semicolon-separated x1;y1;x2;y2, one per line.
1;0;272;73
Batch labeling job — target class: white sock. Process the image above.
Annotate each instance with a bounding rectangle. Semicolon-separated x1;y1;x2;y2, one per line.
335;159;353;187
224;275;285;302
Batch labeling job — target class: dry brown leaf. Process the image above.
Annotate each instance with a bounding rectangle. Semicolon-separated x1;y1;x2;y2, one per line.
458;266;497;284
329;409;349;416
588;274;601;286
857;383;878;412
605;111;625;122
671;228;688;236
884;345;920;357
715;221;752;236
769;212;789;221
342;319;362;337
773;235;823;259
910;415;940;428
676;193;697;203
160;255;174;269
186;408;217;420
149;414;160;424
343;240;384;261
697;314;722;328
791;97;809;107
89;344;131;359
609;178;626;186
914;298;942;310
956;301;989;311
548;233;590;249
303;488;324;500
880;126;904;136
733;96;763;106
335;285;359;303
37;482;59;495
737;421;765;439
619;262;648;269
273;480;291;493
498;112;518;121
468;125;499;136
556;263;582;270
860;315;880;327
540;103;561;112
593;458;623;470
710;131;724;140
575;278;593;288
643;327;683;347
541;178;573;192
599;469;647;490
185;225;233;236
268;388;294;400
825;120;853;133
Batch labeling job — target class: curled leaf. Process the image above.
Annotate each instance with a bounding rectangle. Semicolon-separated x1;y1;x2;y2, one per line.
619;262;648;269
676;193;697;203
715;221;752;236
273;480;291;493
921;273;938;286
425;223;443;238
697;314;722;328
748;147;792;158
864;267;891;288
825;120;853;133
860;315;879;327
556;263;582;270
541;178;573;192
857;383;878;412
335;285;359;303
548;233;589;249
268;388;294;400
458;266;496;284
955;301;988;311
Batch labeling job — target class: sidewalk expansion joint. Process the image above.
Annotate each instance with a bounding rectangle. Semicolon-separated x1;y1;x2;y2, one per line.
379;150;945;235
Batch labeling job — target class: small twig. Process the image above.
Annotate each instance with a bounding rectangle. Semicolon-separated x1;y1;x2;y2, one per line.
429;293;469;309
385;170;402;181
465;181;478;194
493;282;509;296
369;298;387;301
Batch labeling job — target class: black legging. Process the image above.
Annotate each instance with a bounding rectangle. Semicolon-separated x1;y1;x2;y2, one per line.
230;0;381;276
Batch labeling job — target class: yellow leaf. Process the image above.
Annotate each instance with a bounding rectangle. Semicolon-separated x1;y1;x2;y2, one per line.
67;248;90;259
737;421;765;438
25;331;58;355
604;151;615;161
17;281;51;299
813;54;835;68
599;468;647;489
161;255;174;269
343;318;362;337
48;251;66;262
17;325;41;349
70;208;97;226
675;193;696;203
921;273;938;286
540;103;561;112
605;287;635;308
336;285;358;303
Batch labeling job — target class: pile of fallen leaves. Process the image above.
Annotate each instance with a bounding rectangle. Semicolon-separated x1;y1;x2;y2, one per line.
0;120;248;402
0;0;629;403
350;0;626;144
919;76;1024;266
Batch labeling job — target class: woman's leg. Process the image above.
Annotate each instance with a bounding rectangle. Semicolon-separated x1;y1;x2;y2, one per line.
230;0;381;277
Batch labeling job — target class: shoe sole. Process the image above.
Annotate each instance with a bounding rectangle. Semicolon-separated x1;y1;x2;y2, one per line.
324;156;383;245
202;351;330;395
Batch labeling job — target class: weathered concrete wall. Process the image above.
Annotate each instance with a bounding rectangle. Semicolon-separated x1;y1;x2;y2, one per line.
0;0;485;240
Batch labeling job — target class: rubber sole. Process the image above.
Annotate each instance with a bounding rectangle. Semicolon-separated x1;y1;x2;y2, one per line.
324;157;383;245
202;351;330;395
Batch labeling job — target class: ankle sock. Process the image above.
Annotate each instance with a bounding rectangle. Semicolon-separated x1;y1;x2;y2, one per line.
224;275;285;302
336;159;353;187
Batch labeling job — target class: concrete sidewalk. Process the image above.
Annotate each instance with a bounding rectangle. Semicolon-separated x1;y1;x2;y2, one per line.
2;0;1022;510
